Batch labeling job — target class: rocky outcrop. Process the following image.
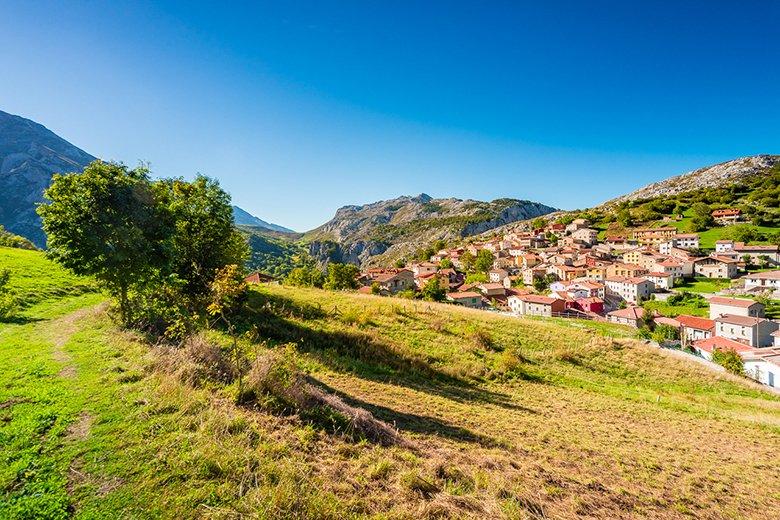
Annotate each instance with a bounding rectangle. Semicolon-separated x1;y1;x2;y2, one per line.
602;155;779;207
0;111;95;247
304;194;556;267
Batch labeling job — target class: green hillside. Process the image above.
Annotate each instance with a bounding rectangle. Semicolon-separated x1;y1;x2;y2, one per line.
2;248;780;519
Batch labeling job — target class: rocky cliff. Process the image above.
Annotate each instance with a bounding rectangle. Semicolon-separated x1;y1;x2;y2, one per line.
304;194;556;266
602;154;779;207
0;110;96;247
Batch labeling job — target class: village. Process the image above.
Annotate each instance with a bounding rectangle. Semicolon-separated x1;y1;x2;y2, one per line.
356;210;780;389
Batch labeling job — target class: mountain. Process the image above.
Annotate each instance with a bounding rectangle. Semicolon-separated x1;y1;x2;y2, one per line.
303;193;556;266
602;154;780;207
0;110;96;248
232;205;295;233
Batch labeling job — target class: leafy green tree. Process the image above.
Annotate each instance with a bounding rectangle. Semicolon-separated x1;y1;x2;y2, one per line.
285;266;325;288
712;348;744;376
432;239;446;251
459;251;476;272
475;249;495;273
465;272;488;284
394;258;406;268
420;277;446;301
0;269;17;320
38;161;170;325
617;208;633;227
531;218;546;230
370;282;381;295
153;175;248;300
439;258;453;269
652;324;680;343
324;263;359;290
689;203;714;231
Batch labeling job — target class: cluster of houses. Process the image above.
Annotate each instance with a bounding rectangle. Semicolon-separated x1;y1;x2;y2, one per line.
355;219;780;387
657;296;780;388
358;218;779;319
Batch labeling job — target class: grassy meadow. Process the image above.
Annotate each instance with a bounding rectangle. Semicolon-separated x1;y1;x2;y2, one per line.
2;247;780;519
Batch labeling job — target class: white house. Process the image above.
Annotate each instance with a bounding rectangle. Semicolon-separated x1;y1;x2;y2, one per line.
658;233;700;254
693;256;739;279
606;306;645;328
488;268;509;284
743;350;780;388
715;315;779;348
708;296;765;320
715;240;734;253
645;272;674;290
446;291;482;308
742;270;780;292
691;336;754;361
676;315;715;347
604;277;655;304
507;294;565;317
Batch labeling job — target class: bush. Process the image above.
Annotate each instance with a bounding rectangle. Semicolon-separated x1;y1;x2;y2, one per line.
712;348;745;376
0;269;17;320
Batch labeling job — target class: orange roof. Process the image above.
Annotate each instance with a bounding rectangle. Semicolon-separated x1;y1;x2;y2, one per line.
711;208;741;217
608;307;645;320
709;296;759;308
693;336;754;354
514;294;561;305
448;291;481;299
675;315;715;331
744;270;780;280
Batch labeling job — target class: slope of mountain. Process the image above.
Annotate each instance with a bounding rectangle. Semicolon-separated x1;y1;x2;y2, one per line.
0;110;96;247
232;205;295;233
602;154;779;207
303;194;556;266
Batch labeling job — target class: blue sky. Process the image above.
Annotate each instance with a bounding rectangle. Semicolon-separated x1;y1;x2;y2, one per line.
1;1;778;231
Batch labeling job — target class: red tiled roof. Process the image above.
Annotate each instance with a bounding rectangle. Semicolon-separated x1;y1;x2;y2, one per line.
675;315;715;331
744;270;780;280
514;294;561;305
693;336;754;354
448;291;481;299
607;307;645;320
715;314;769;327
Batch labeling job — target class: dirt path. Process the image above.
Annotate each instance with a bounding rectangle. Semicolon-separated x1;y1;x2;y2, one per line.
48;304;106;379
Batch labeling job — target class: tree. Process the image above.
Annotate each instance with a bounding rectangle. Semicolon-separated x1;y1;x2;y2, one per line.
617;209;633;227
38;161;170;325
652;324;680;343
394;258;406;268
741;254;752;267
0;269;17;320
420;277;445;302
285;266;325;288
712;348;744;376
370;282;381;295
689;203;714;231
324;263;359;290
153;175;248;300
439;258;453;269
531;218;546;230
207;264;249;400
459;251;476;272
475;249;495;273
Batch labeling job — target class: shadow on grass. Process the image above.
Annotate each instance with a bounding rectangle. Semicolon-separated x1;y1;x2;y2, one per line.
315;380;509;448
0;315;44;325
239;290;539;414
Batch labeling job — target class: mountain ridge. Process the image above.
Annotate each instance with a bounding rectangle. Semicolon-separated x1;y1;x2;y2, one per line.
231;205;295;233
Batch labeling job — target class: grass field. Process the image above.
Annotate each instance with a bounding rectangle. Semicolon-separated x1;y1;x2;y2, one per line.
673;277;733;294
2;249;780;518
666;210;779;249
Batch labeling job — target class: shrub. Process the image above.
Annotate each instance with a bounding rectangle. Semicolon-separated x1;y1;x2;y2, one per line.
712;348;745;376
0;269;17;320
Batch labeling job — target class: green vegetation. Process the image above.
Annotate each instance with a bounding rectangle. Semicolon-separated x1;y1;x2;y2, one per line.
0;226;36;250
712;348;745;376
644;291;709;317
2;249;780;518
242;226;312;278
674;277;733;294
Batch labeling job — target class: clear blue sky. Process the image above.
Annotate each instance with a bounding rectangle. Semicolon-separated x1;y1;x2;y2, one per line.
1;1;778;231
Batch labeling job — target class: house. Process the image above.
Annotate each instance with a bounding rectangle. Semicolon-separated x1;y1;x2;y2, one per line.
606;263;648;279
522;266;548;285
244;271;277;284
488;268;509;284
604;277;655;304
658;233;700;254
676;315;715;347
571;228;599;245
715;315;779;348
715;240;734;253
573;297;604;314
711;208;741;224
708;296;765;319
569;280;606;299
549;264;587;282
631;227;677;246
742;270;780;292
742;349;780;387
446;291;483;308
607;306;645;328
692;336;754;361
371;269;415;294
411;262;439;277
693;256;739;279
645;272;674;290
507;294;565;317
478;283;506;298
652;259;684;279
733;243;780;266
